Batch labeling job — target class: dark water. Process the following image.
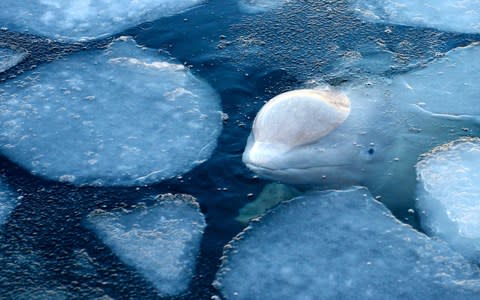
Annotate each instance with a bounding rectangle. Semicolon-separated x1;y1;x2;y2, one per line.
0;0;479;299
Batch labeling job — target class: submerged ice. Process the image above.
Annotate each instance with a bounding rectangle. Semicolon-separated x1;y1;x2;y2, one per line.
0;0;204;41
85;194;206;297
238;0;290;13
417;138;480;262
216;187;480;299
0;177;17;226
0;37;222;186
353;0;480;33
0;45;27;73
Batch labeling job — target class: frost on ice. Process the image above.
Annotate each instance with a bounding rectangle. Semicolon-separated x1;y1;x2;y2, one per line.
238;0;290;13
417;138;480;262
0;0;204;41
0;37;222;186
0;44;27;73
216;187;480;299
352;0;480;33
85;194;206;297
0;177;17;227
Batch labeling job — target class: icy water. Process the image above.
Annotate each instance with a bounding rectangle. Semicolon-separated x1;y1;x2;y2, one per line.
0;0;480;299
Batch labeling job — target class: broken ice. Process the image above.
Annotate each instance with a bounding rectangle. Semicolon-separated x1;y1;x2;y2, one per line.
216;187;480;299
0;0;204;41
0;37;222;186
417;138;480;262
0;44;27;73
85;194;206;297
353;0;480;33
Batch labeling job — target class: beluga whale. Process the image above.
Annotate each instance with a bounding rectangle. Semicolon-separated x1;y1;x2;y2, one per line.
243;43;480;214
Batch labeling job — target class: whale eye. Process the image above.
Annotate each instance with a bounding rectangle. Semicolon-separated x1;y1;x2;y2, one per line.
368;148;375;155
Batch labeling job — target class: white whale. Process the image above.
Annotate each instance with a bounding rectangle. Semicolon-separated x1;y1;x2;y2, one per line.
243;43;480;211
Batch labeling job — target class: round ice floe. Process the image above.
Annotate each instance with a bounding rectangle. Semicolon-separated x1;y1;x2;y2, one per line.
0;37;222;186
216;187;480;299
417;138;480;261
85;194;206;297
353;0;480;34
253;89;350;147
0;0;204;41
239;0;290;13
0;177;17;226
0;44;27;73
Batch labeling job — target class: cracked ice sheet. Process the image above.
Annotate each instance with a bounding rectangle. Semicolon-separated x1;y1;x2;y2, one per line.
0;0;205;41
216;187;480;299
85;194;206;297
352;0;480;33
0;37;222;186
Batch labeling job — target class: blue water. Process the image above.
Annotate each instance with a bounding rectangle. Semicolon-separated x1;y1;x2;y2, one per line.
0;0;479;298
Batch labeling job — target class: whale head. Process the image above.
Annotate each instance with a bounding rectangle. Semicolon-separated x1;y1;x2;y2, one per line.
243;88;391;187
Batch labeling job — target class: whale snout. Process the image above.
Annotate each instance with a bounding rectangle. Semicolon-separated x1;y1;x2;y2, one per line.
242;138;291;172
242;88;356;184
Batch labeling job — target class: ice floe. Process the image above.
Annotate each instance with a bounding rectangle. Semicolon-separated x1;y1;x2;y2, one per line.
85;194;206;297
352;0;480;33
417;138;480;262
0;44;27;73
0;0;204;41
216;187;480;299
0;177;17;226
0;37;222;186
239;0;290;13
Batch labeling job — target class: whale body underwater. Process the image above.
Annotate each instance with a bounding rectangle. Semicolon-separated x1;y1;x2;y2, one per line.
243;43;480;213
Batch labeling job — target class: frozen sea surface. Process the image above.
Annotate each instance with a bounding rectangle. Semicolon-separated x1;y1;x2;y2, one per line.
353;0;480;34
417;138;480;262
0;44;27;73
85;194;206;297
0;37;222;186
216;187;480;299
0;0;204;41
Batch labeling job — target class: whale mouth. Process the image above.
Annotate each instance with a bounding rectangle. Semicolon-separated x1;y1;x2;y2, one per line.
245;162;349;173
244;162;352;185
